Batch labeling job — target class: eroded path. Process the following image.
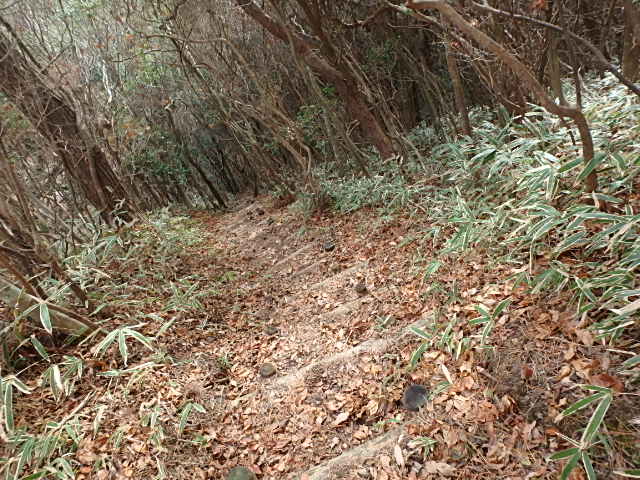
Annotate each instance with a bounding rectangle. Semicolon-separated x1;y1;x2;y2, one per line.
158;197;560;479
24;195;622;480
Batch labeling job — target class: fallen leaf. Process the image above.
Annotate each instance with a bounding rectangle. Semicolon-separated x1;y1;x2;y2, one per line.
393;444;405;468
333;411;350;426
590;373;624;393
564;344;576;361
423;461;456;476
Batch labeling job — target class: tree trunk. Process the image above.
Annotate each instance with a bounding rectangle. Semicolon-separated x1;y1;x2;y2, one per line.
0;25;132;223
446;41;472;136
401;0;598;193
233;0;395;159
622;0;640;81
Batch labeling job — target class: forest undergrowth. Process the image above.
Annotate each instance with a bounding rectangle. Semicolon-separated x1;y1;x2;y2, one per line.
1;73;639;479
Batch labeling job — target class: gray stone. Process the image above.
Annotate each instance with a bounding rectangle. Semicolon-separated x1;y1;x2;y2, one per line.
227;466;257;480
264;325;279;336
259;363;277;378
402;384;428;411
354;282;367;295
322;241;335;252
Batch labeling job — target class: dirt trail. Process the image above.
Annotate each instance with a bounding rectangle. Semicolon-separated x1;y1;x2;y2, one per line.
179;197;556;479
191;199;436;478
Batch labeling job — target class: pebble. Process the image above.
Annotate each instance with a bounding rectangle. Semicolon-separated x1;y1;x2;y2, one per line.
264;325;279;336
227;466;257;480
402;384;429;411
322;241;335;252
259;363;277;378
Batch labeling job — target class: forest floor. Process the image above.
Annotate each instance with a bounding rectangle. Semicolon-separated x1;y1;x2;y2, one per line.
11;189;639;479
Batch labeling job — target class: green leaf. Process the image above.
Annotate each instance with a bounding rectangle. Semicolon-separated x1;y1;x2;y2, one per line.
559;449;582;480
558;158;583;173
118;329;128;365
410;342;429;368
409;327;432;340
549;446;580;461
578;152;607;181
39;303;52;334
582;451;596;480
622;355;640;369
581;391;612;446
4;383;14;432
560;392;604;417
30;336;50;362
613;469;640;478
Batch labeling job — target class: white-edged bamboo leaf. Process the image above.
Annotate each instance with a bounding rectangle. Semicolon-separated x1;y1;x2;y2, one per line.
614;469;640;477
580;392;612;445
582;385;614;394
558;158;583;173
30;336;50;362
560;392;604;417
178;403;193;435
17;435;35;472
4;383;14;432
52;365;63;396
611;298;640;316
469;316;488;326
409;326;432;340
622;355;640;369
93;404;107;436
422;260;442;280
93;329;119;357
118;329;128;365
582;451;596;480
53;457;74;477
559;449;582;480
428;381;451;399
126;329;154;350
5;375;31;394
156;317;176;337
410;343;429;368
578;152;607;181
549;446;580;461
39;303;52;334
492;299;511;318
22;471;47;479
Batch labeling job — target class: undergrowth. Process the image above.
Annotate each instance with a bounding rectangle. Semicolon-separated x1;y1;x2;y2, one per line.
0;209;213;479
308;73;640;478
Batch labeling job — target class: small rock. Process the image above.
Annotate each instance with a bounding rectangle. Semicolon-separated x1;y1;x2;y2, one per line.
307;393;324;406
402;384;429;411
259;363;277;378
227;466;257;480
322;241;335;252
354;282;367;295
264;325;279;336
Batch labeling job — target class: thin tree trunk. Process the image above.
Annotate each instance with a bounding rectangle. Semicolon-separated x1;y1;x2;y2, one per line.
0;24;132;223
399;1;598;193
445;41;472;136
622;0;640;81
233;0;395;158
